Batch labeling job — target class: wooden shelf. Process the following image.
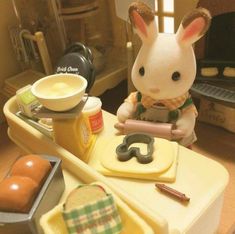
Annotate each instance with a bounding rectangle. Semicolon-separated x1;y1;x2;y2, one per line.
59;1;99;21
56;0;129;96
1;70;45;98
60;1;98;14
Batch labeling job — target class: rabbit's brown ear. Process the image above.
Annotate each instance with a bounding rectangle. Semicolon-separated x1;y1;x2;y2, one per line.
129;1;158;43
176;8;211;47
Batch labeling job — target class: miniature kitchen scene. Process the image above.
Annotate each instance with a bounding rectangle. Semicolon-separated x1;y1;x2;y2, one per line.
0;0;234;233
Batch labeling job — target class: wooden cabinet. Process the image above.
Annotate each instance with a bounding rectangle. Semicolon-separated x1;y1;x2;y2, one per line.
55;0;129;96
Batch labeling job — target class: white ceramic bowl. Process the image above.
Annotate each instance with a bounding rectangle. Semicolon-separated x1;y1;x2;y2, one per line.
31;74;87;112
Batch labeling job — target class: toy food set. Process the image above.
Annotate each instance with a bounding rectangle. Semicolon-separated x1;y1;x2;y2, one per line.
2;2;230;234
0;154;65;234
31;73;104;162
4;95;229;233
40;182;153;234
116;1;211;147
17;94;98;163
89;133;179;182
32;94;98;163
16;72;105;163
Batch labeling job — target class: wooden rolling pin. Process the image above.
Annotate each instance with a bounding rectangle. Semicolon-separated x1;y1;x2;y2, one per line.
114;119;177;140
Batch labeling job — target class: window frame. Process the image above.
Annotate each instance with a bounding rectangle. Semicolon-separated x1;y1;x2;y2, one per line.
155;0;175;33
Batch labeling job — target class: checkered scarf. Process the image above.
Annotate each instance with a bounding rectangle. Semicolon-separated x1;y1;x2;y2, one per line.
126;91;197;114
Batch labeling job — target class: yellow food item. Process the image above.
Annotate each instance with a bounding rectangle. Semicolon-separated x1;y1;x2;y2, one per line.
223;67;235;77
53;114;95;163
48;82;77;97
201;67;218;77
64;185;106;211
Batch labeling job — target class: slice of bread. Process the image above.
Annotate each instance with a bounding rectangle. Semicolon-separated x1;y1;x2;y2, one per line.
64;184;106;211
201;67;218;77
223;67;235;78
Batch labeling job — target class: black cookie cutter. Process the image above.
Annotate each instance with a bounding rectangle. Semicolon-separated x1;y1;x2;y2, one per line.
116;133;154;164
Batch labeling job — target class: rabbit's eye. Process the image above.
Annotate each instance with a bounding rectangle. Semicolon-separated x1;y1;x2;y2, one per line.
172;71;181;81
139;66;145;76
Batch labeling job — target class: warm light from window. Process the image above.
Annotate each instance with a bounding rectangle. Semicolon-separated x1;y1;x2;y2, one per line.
155;0;175;33
163;0;174;13
163;17;174;33
154;16;159;26
155;2;158;11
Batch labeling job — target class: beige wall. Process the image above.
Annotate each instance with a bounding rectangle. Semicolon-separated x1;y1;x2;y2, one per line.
174;0;198;31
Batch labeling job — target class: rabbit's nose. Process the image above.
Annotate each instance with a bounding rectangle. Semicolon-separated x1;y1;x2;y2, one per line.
149;87;160;93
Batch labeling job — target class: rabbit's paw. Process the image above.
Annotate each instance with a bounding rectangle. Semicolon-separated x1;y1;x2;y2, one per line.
116;102;135;123
172;111;196;139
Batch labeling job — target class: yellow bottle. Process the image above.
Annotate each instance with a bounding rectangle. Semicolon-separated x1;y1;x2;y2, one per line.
52;113;96;163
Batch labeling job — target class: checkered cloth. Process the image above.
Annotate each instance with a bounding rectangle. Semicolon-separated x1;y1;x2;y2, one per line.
63;194;122;234
126;91;198;114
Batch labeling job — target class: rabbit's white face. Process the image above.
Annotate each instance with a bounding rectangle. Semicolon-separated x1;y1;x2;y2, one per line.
129;2;211;100
132;33;196;99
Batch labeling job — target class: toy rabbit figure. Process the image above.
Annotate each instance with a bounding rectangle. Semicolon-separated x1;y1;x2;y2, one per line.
116;1;211;147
